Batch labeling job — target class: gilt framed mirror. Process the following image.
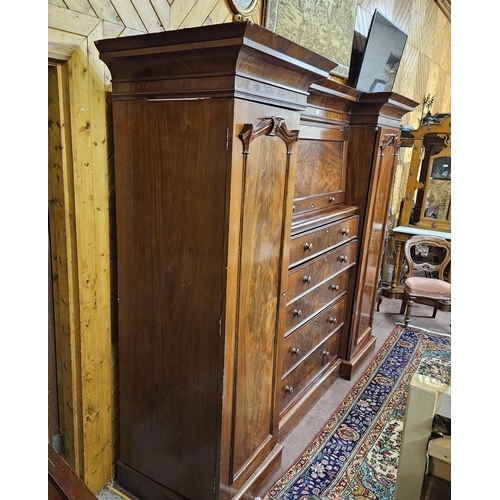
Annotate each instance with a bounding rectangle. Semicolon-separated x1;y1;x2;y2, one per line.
399;114;451;233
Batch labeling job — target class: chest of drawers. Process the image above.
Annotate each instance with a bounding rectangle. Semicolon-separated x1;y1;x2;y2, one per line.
277;79;362;438
279;210;358;436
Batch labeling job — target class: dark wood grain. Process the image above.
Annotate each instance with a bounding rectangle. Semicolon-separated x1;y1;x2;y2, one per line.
295;140;343;200
282;297;346;373
96;23;420;498
232;120;296;481
48;443;96;500
341;93;419;379
96;21;337;499
279;332;340;413
95;22;335;108
289;216;358;267
114;98;228;499
278;78;360;444
287;244;356;300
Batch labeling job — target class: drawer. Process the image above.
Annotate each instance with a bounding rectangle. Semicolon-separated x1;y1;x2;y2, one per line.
287;240;357;301
292;192;345;215
285;268;349;335
282;296;346;375
279;331;340;413
289;216;359;267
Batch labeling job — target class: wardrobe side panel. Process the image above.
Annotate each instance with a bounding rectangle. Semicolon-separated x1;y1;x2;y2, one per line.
113;99;229;499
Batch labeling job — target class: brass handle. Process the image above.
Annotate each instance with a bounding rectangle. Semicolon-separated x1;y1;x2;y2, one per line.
291;347;300;356
293;309;302;317
303;275;312;284
328;317;337;324
285;386;293;394
341;228;349;235
304;243;313;251
321;351;329;358
329;284;340;292
339;255;348;262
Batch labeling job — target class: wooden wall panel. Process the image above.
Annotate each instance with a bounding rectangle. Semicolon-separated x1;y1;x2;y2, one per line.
47;0;450;492
48;62;83;476
67;29;114;492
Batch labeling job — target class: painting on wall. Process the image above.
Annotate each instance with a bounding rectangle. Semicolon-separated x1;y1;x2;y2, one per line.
265;0;357;78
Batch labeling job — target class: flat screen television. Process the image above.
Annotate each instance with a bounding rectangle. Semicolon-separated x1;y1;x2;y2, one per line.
355;10;408;92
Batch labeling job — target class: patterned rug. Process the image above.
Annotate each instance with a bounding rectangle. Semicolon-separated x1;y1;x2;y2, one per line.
263;324;451;500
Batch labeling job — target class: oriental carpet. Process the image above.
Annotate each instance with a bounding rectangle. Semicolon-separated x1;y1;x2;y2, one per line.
263;324;451;500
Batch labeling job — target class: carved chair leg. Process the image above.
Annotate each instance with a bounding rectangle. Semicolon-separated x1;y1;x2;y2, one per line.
400;291;408;315
404;297;414;327
432;300;439;318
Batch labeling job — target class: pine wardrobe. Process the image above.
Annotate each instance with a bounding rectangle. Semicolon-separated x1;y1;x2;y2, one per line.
96;22;417;500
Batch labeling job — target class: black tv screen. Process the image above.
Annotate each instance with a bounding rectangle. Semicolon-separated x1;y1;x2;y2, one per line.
355;10;408;92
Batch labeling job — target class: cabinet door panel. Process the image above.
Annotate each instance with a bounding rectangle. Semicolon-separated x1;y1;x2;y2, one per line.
114;99;229;499
354;128;399;345
232;115;298;481
294;139;345;214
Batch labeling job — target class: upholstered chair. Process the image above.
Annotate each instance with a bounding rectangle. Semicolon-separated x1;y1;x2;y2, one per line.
400;235;451;327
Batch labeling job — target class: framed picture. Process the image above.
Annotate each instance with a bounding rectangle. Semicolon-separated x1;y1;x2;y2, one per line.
264;0;357;78
228;0;259;18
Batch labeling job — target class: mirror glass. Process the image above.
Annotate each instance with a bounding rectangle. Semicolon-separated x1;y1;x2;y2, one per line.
424;156;451;221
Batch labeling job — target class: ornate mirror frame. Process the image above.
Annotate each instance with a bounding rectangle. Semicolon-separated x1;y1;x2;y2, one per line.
399;114;451;233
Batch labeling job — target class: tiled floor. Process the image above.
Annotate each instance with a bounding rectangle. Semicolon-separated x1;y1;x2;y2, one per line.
97;296;451;499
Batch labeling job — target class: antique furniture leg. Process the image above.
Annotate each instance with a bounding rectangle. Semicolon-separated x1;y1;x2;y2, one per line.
391;239;404;290
404;297;414;327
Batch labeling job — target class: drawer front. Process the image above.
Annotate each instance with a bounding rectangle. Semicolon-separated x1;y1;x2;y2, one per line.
292;192;345;215
285;269;349;334
289;216;359;267
282;296;346;374
279;332;340;413
287;240;358;301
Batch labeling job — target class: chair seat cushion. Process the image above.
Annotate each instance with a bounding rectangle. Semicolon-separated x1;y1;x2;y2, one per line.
404;277;451;300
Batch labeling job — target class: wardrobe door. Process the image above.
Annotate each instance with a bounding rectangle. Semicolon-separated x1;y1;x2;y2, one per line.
229;113;298;490
113;98;229;500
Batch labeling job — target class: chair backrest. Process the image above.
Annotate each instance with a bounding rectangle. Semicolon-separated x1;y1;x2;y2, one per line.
404;235;451;281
